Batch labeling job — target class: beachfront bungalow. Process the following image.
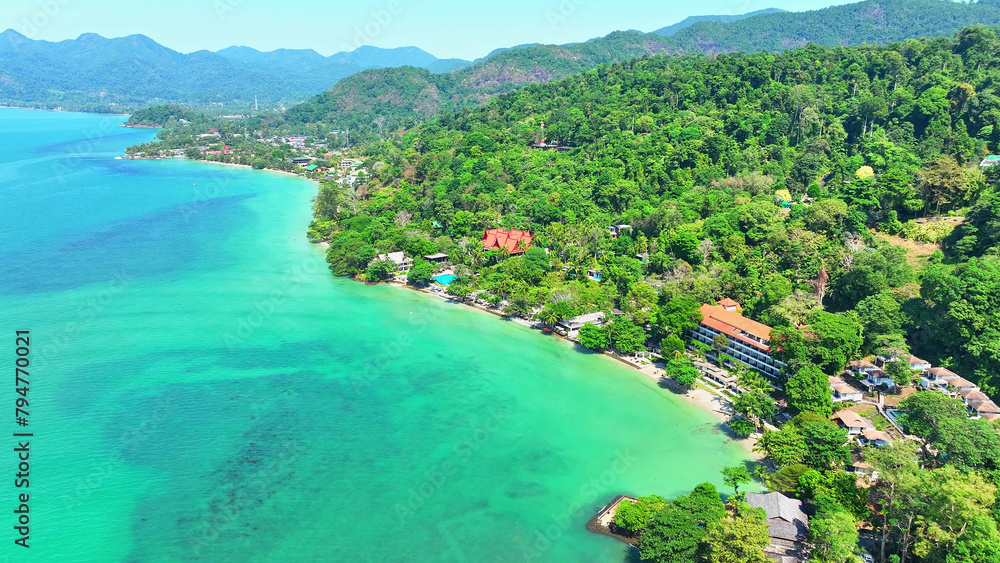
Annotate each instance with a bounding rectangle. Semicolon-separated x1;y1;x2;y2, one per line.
701;364;739;391
305;164;320;172
858;428;891;448
832;410;875;435
556;312;606;338
482;228;533;255
423;253;449;264
691;298;786;379
830;376;864;402
374;252;413;275
555;312;606;338
746;492;809;561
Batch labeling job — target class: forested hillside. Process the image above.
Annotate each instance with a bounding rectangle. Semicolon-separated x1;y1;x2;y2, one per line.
0;30;470;110
314;25;1000;389
288;0;1000;143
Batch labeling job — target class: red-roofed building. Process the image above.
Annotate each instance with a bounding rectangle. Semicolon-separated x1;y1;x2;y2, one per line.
691;299;786;378
482;228;533;255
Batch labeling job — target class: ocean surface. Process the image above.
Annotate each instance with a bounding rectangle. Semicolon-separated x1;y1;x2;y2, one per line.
0;109;750;562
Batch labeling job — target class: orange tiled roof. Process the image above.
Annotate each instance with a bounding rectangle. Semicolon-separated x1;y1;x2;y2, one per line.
482;228;533;254
718;298;742;310
699;302;774;351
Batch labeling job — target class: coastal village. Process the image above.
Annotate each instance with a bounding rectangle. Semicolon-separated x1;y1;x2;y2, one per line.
358;226;1000;563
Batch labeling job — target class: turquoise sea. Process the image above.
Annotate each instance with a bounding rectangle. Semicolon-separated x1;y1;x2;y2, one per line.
0;109;749;562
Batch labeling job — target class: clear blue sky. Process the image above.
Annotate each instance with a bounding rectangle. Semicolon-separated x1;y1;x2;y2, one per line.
1;0;855;60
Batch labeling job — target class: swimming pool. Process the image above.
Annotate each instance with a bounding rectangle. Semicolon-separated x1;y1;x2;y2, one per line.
433;274;457;285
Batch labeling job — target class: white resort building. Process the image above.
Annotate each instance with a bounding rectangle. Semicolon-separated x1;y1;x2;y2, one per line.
691;298;786;378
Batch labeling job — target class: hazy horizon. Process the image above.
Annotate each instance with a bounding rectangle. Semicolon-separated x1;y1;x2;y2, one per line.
1;0;855;60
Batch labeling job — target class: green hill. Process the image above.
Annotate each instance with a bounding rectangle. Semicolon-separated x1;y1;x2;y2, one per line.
288;0;1000;142
315;24;1000;387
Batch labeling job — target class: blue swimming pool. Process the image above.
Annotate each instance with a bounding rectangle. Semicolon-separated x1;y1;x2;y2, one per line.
433;274;457;285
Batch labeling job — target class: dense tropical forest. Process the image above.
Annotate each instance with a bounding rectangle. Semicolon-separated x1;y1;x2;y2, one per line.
314;25;1000;392
287;0;1000;143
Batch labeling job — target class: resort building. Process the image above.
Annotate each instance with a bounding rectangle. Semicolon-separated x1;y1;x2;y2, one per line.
340;158;364;170
482;228;533;255
746;492;809;562
423;253;449;264
691;299;785;378
848;360;879;376
608;224;631;239
876;350;931;373
919;366;959;390
858;428;891;448
374;252;413;275
829;376;864;402
980;155;1000;168
832;409;875;435
555;312;606;338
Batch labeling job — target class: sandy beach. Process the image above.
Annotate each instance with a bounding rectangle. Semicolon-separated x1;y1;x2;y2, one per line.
373;276;763;456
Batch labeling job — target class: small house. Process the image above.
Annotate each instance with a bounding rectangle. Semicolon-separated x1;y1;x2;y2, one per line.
980;155;1000;168
555;312;606;338
586;269;602;281
608;224;631;239
374;252;413;275
746;492;809;560
863;370;896;391
848;360;879;376
832;410;875;435
423;253;449;264
858;428;891;448
920;367;959;389
830;377;863;402
947;376;978;394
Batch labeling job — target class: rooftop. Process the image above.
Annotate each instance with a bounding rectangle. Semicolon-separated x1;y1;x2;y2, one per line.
482;228;533;254
746;492;809;542
927;367;959;379
699;301;773;351
833;409;875;430
861;428;891;442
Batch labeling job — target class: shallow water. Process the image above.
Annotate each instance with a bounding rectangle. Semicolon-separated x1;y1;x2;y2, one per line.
0;109;749;562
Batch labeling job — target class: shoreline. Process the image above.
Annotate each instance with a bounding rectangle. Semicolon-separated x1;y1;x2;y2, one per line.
130;154;322;183
371;276;761;457
0;105;130;116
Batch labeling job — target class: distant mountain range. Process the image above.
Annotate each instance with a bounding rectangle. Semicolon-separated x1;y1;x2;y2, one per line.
3;0;1000;116
287;0;1000;142
651;8;786;36
0;30;471;110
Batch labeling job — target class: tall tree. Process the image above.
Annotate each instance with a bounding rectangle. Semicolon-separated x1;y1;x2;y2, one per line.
785;364;834;416
700;503;771;563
